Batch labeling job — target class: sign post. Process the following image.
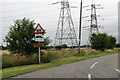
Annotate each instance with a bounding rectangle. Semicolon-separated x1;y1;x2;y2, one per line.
33;23;44;64
38;47;41;63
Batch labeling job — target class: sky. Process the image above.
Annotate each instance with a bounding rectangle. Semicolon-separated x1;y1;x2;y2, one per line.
0;0;119;46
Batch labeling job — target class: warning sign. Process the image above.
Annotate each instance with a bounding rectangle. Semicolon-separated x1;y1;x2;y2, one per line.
34;23;44;34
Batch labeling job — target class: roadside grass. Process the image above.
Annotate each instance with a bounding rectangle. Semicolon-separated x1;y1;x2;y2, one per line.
2;49;119;79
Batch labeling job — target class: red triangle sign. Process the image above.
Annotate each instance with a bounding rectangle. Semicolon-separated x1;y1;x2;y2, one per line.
34;23;44;34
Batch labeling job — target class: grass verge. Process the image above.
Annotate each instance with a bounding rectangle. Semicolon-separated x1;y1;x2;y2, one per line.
2;49;119;79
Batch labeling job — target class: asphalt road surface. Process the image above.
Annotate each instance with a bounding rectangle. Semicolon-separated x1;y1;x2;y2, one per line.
14;53;119;79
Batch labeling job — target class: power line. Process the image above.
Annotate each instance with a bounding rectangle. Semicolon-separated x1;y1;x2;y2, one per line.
3;2;50;6
3;3;51;13
0;17;59;28
0;10;59;19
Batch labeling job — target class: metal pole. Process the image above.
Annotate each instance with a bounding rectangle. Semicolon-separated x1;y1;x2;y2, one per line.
61;1;65;46
78;0;83;54
39;47;41;63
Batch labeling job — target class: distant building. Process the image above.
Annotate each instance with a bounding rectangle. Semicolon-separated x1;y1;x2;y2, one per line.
118;1;120;43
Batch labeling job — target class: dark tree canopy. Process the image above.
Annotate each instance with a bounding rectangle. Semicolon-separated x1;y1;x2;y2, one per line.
90;33;116;51
62;44;68;48
108;36;116;49
116;44;120;47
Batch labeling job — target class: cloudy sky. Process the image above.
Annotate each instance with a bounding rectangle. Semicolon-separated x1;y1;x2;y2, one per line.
0;0;119;46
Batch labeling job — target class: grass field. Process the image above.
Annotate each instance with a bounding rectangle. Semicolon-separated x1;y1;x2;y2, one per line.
2;48;120;79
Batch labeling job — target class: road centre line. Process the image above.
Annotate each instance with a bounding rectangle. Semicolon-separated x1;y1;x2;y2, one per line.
88;74;92;80
91;62;98;69
115;69;120;73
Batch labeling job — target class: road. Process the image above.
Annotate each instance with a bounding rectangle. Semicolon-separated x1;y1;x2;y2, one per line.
13;53;119;79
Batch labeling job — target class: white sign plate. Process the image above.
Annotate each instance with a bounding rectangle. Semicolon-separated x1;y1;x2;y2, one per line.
35;38;44;42
35;34;43;37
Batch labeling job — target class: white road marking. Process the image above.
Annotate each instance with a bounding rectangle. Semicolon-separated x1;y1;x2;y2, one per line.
115;69;120;73
88;74;92;80
91;62;98;69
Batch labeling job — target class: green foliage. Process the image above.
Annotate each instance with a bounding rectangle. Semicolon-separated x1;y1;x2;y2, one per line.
108;36;116;49
116;44;120;47
55;44;68;50
5;18;36;55
55;46;62;50
2;49;86;68
0;46;7;50
41;49;86;63
90;33;116;51
41;53;58;63
73;50;86;56
4;18;51;55
62;44;68;48
2;48;118;69
81;45;91;48
2;54;38;68
40;37;52;50
44;37;52;46
41;46;54;50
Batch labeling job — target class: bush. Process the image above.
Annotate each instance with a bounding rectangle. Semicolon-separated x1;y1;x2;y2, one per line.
55;44;69;50
0;46;7;50
73;50;86;56
108;36;116;49
2;52;59;68
41;46;54;50
2;49;87;68
62;44;68;48
55;46;62;50
41;53;58;63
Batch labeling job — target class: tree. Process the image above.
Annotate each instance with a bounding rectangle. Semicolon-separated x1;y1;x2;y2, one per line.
44;37;52;46
108;36;116;49
41;37;52;50
90;33;109;51
5;18;51;55
116;44;120;47
5;18;35;55
90;33;116;51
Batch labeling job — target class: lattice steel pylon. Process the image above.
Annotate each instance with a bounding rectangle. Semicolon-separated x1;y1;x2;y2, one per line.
52;0;78;47
83;2;103;46
89;4;99;35
87;4;100;46
88;3;103;46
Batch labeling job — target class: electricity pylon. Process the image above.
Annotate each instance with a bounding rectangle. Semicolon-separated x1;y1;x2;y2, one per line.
83;1;103;46
52;0;78;47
